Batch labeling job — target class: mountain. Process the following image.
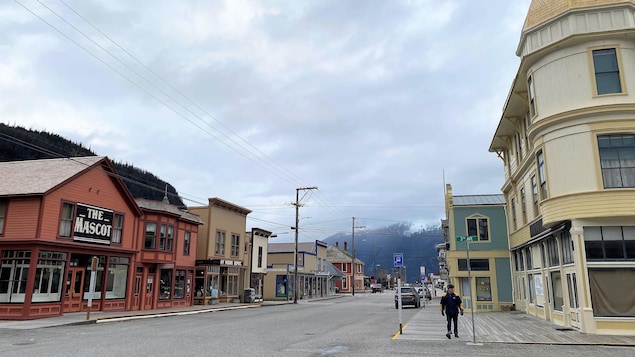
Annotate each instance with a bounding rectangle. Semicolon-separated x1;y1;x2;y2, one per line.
0;123;185;207
323;223;444;284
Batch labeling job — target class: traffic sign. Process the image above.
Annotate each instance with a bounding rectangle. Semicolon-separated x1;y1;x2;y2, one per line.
456;236;478;242
393;253;403;267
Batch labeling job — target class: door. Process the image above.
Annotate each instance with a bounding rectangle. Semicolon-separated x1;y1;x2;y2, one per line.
132;274;142;310
144;275;154;310
65;267;85;312
566;271;580;328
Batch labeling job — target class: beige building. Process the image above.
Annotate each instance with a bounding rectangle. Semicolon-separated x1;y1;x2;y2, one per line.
189;198;252;304
264;241;330;301
490;0;635;335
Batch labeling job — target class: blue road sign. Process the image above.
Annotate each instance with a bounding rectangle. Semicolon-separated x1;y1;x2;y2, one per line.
393;253;403;267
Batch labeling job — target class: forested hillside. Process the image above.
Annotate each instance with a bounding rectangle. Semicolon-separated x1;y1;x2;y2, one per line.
0;123;185;207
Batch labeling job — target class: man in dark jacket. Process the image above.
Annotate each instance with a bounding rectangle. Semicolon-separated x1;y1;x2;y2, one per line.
440;284;463;339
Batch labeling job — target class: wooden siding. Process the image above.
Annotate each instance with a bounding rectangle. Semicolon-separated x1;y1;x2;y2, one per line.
541;190;635;225
40;166;139;247
544;128;597;197
3;197;40;238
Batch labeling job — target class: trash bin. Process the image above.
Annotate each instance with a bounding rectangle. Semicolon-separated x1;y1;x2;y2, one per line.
244;288;255;303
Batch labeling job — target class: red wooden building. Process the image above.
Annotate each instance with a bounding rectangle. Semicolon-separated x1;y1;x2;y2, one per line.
0;156;201;320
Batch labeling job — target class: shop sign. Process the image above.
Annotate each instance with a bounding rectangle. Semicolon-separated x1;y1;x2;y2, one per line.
220;259;243;266
74;203;114;245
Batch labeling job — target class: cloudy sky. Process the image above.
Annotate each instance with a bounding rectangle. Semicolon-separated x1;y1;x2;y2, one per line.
1;0;532;242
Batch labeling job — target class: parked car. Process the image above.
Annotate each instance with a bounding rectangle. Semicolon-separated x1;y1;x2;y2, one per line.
371;283;383;293
394;287;420;308
414;287;425;299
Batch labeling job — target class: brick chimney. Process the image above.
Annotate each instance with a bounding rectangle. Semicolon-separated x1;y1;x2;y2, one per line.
344;241;348;251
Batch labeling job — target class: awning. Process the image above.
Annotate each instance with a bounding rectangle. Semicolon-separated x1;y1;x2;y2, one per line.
512;221;569;250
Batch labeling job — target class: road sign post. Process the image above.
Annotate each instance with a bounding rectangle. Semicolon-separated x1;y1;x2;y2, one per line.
456;236;477;344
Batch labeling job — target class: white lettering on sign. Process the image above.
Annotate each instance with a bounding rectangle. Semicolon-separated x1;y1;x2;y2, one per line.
73;203;114;245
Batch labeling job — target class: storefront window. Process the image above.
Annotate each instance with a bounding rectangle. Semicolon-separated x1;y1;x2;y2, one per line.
32;251;67;302
83;258;105;300
159;269;172;300
174;270;185;299
551;271;563;311
207;273;219;298
475;277;492;301
0;250;31;303
225;267;239;296
105;257;129;299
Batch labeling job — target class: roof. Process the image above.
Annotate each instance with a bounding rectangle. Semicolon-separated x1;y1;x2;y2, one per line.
135;198;204;224
452;194;505;206
268;242;318;254
0;156;105;196
326;245;364;264
523;0;635;31
325;261;344;277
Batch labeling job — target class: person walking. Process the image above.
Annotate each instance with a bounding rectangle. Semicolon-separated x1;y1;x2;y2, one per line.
440;284;463;339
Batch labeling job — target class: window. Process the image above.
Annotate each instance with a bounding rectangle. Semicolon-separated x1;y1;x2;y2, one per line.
144;223;156;249
525;247;533;270
551;271;563;311
560;231;574;264
257;246;263;268
59;202;75;237
159;269;172;300
592;48;622;95
519;188;527;224
589;269;635;316
31;251;67;303
515;132;523;161
537;151;547;199
0;250;31;303
524;111;531;146
167;226;174;251
82;257;104;300
231;234;240;257
112;213;124;244
511;197;517;230
105;257;128;299
467;217;489;241
159;225;166;250
183;231;191;256
341;263;347;272
531;175;539;215
215;231;225;255
528;75;536;116
598;134;635;188
546;238;559;266
357;263;362;273
475;277;492;301
458;259;489;271
0;200;6;235
584;226;635;260
174;270;185;299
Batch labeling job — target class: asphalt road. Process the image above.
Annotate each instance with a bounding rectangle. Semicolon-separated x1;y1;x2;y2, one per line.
1;292;633;356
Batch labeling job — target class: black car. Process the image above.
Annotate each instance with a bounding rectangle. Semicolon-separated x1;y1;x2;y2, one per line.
394;287;420;308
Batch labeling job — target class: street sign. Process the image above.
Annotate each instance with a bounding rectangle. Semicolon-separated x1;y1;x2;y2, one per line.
456;235;478;242
393;253;403;267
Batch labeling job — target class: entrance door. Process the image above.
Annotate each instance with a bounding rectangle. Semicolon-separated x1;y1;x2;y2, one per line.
65;267;85;312
566;271;580;328
144;275;154;310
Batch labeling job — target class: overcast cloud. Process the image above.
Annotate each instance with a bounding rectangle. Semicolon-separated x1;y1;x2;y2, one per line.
1;0;532;241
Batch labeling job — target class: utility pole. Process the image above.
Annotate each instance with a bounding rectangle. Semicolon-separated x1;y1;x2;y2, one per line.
351;217;365;296
293;186;317;304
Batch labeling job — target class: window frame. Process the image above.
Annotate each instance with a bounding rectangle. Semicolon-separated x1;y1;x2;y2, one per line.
230;233;240;257
59;202;76;238
528;74;537;117
537;150;547;200
466;216;490;242
144;222;157;250
183;231;191;256
531;175;539;215
0;199;6;235
111;213;124;244
215;230;226;255
520;187;527;224
597;134;635;189
590;47;625;96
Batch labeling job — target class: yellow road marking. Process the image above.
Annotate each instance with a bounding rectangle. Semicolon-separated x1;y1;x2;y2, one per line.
391;324;408;340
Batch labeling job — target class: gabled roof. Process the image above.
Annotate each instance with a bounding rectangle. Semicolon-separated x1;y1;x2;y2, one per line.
135;198;203;224
326;245;364;264
0;156;105;196
453;194;505;206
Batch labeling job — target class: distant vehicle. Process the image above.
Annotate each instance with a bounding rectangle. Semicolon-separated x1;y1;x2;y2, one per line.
394;287;420;308
414;287;425;299
371;283;383;293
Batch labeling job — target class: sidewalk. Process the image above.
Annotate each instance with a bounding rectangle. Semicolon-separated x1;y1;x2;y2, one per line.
0;294;342;330
396;297;635;346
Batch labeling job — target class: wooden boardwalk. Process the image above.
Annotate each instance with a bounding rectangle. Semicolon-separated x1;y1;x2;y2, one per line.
397;301;635;346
